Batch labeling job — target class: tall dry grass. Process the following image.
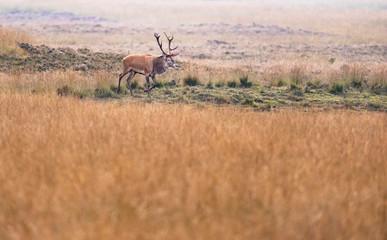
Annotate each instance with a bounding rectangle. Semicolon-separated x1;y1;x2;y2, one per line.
0;26;33;56
2;62;386;92
0;92;385;240
259;62;387;87
0;71;116;94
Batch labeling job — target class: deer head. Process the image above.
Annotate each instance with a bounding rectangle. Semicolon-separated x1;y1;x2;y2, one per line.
154;32;180;68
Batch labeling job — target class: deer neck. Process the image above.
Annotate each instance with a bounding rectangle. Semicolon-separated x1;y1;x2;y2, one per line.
153;56;167;74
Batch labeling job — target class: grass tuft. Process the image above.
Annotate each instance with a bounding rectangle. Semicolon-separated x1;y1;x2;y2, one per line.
242;98;254;105
131;80;139;89
277;78;288;87
184;75;200;86
206;81;214;89
57;85;75;97
330;81;348;95
227;80;238;88
94;87;118;98
239;76;252;88
215;81;225;87
0;26;33;56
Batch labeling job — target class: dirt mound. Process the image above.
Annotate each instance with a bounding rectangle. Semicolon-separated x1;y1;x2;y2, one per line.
0;43;125;72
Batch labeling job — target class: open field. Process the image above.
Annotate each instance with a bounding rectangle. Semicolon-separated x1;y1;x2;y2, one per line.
0;0;387;239
0;0;386;111
0;42;385;111
0;93;386;240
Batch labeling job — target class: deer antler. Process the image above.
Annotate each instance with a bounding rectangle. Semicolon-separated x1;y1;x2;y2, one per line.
164;32;180;56
154;33;168;55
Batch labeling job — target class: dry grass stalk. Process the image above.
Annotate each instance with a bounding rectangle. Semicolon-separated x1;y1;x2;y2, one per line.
0;26;33;55
0;93;385;240
1;62;386;91
0;70;116;94
259;62;387;87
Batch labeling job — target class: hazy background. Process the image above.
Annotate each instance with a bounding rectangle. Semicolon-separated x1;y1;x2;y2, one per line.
1;0;386;29
1;0;386;78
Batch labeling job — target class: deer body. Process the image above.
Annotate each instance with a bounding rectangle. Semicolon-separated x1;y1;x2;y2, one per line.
118;33;179;97
121;55;166;76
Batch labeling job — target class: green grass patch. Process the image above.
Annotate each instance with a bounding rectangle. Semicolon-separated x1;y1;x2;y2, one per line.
243;98;254;105
130;80;139;89
56;81;386;111
351;77;364;89
239;76;252;88
290;81;304;96
95;87;118;99
370;83;387;95
184;76;200;86
227;80;238;88
206;81;214;89
277;78;288;87
215;81;225;88
330;81;349;95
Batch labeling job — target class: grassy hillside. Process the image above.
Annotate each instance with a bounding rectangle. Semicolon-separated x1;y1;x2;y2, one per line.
0;42;385;111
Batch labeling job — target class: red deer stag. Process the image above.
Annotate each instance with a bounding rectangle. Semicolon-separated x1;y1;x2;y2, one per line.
117;33;180;97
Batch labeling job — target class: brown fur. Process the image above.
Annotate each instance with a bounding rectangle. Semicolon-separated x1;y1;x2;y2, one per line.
117;33;179;97
121;54;160;76
117;54;168;97
153;56;166;74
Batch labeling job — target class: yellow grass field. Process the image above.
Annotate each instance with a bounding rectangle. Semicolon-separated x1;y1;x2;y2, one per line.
0;0;386;239
0;93;385;240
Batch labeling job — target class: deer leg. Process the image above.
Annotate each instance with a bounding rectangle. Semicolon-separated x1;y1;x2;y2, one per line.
118;70;130;93
126;72;135;96
117;73;123;93
149;74;157;92
145;75;151;97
